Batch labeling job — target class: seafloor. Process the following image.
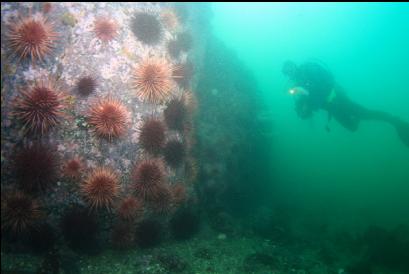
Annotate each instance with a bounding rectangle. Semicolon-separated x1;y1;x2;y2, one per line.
1;226;345;274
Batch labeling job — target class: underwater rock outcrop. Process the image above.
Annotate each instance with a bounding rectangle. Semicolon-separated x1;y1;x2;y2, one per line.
1;2;200;260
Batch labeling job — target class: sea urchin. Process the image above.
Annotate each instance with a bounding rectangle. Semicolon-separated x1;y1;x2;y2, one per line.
88;97;129;141
167;32;193;59
130;12;162;45
13;80;65;135
1;192;42;235
76;76;97;96
164;98;187;131
139;118;166;155
14;143;59;193
167;39;182;59
172;61;194;88
132;159;166;201
182;89;198;115
117;196;143;221
160;8;180;31
82;167;120;211
7;15;58;63
172;183;187;206
63;157;84;179
132;58;174;104
149;185;174;215
93;17;118;43
163;139;186;168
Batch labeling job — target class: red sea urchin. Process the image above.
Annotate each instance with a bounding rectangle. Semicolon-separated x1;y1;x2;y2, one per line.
132;159;166;201
63;157;84;179
14;143;59;194
82;167;120;211
160;8;179;31
139;117;166;155
93;17;118;42
149;185;174;215
182;90;198;115
1;192;42;235
132;58;175;104
7;15;58;63
172;61;194;88
13;80;65;135
88;97;129;141
117;196;143;221
172;183;187;207
42;3;53;14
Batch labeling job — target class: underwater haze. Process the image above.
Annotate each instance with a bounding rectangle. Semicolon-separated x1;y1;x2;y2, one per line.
212;2;409;229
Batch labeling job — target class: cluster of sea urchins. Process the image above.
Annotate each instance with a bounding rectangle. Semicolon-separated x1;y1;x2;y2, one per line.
3;4;199;249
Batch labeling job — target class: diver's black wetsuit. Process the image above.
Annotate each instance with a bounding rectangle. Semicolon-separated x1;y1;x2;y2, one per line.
286;61;409;147
291;62;334;112
324;90;399;132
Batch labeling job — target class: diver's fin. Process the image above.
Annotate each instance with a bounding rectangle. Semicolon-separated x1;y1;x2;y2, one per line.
394;118;409;148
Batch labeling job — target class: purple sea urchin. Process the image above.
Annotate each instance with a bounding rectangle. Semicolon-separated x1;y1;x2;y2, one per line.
14;143;59;194
139;117;166;155
76;76;97;96
130;12;163;45
163;139;186;168
164;98;187;131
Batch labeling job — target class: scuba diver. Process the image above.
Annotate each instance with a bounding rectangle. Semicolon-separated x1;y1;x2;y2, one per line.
282;60;409;147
